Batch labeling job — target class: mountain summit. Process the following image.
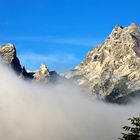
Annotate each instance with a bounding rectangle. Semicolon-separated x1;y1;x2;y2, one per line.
1;23;140;103
0;43;22;74
0;44;59;82
65;23;140;103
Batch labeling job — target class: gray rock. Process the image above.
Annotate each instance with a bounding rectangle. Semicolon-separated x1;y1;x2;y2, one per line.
33;64;60;83
65;23;140;103
0;45;59;83
0;43;22;75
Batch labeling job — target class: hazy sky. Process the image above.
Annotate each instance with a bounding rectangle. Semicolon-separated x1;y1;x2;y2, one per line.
0;0;140;72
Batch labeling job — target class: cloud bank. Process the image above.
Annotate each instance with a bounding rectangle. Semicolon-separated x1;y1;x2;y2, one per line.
0;63;139;140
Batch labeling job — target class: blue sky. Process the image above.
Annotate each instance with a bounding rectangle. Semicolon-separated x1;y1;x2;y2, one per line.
0;0;140;72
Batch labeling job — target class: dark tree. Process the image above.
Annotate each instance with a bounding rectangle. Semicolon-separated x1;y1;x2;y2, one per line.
119;117;140;140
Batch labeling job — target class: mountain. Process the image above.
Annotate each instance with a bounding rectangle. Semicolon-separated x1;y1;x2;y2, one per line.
1;23;140;104
0;43;59;82
0;43;22;75
65;23;140;103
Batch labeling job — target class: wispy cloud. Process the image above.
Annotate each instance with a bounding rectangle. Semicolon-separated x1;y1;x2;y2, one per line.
19;52;78;64
18;52;79;72
1;35;103;72
1;35;102;47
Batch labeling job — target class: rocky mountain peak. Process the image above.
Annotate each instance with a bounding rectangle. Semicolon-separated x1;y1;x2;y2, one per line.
0;45;59;83
112;24;124;33
128;22;138;30
0;43;22;74
0;43;16;63
65;23;140;103
40;64;49;75
33;64;50;82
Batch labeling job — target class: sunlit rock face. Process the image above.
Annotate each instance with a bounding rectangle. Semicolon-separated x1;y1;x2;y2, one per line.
33;64;60;83
33;64;50;82
0;43;22;75
0;45;59;83
65;23;140;103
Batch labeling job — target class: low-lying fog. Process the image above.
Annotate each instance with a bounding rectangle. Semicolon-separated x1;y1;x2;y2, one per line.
0;63;139;140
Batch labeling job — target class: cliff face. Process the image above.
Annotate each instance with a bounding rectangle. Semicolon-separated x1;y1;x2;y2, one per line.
0;43;22;75
65;23;140;103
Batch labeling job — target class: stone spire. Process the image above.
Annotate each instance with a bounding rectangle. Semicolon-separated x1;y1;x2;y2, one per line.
33;64;49;82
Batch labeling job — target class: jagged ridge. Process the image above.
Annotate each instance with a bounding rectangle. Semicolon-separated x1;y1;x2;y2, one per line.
65;23;140;103
1;23;140;104
0;44;59;83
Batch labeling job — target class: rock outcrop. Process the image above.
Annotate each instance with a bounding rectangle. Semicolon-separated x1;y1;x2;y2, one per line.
65;23;140;103
33;64;59;83
0;44;59;83
0;43;22;75
33;64;50;82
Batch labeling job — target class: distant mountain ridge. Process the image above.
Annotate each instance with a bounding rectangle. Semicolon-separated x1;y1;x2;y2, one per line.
0;43;59;82
1;23;140;103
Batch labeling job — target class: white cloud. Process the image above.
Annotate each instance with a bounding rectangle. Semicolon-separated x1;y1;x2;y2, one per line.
45;37;101;46
0;63;139;140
